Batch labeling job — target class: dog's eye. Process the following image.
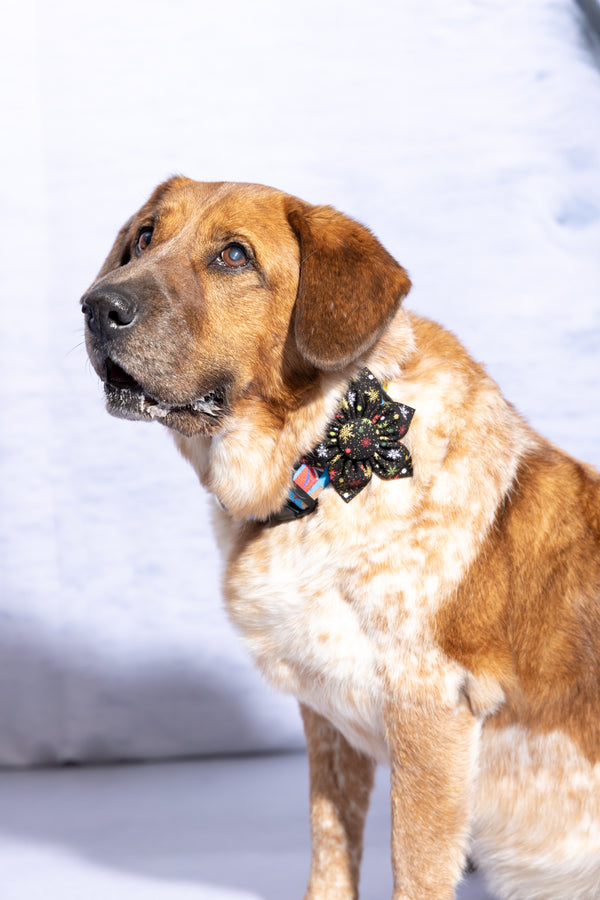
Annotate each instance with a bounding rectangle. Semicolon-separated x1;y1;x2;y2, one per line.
219;244;248;268
135;227;153;256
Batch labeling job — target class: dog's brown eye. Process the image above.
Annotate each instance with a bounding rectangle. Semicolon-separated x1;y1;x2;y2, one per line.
220;244;248;268
136;227;153;256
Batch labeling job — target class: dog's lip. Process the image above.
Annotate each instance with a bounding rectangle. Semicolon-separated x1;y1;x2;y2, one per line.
103;359;224;420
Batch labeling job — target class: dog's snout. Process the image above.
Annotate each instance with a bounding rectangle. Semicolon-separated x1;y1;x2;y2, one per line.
82;287;138;339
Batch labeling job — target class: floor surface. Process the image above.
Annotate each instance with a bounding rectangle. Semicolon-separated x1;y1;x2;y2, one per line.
0;753;496;900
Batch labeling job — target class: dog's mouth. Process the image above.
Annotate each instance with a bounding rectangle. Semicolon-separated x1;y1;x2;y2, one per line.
103;359;226;437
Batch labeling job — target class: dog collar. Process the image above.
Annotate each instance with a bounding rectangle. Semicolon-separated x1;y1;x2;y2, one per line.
268;368;414;523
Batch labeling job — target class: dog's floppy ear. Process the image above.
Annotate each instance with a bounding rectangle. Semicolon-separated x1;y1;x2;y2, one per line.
286;200;411;371
96;216;135;279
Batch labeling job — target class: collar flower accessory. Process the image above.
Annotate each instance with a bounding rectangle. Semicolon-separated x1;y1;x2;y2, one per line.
303;367;414;503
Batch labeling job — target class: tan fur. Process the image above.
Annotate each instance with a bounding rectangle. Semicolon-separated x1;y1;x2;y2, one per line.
82;178;600;900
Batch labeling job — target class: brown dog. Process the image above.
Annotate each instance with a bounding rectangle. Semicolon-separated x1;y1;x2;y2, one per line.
82;177;600;900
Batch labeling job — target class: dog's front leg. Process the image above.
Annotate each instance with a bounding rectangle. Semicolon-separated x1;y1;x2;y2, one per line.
386;703;476;900
301;703;376;900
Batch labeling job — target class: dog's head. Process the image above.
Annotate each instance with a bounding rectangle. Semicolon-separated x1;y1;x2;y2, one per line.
82;178;411;437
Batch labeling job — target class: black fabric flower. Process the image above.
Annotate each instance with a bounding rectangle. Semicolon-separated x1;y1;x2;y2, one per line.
303;368;414;503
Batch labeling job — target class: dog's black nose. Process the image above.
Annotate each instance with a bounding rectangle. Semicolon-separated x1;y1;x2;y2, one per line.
82;286;138;340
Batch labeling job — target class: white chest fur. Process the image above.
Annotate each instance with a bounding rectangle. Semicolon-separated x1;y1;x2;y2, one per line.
226;512;388;758
223;476;482;762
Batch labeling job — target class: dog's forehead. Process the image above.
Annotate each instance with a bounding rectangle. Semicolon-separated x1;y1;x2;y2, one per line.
150;179;292;240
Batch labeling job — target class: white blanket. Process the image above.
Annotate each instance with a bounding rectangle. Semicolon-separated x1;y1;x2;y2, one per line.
0;0;599;764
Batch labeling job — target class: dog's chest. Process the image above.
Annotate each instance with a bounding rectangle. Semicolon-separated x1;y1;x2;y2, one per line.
223;486;469;761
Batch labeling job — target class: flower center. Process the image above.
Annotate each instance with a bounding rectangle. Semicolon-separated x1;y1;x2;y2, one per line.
339;417;379;460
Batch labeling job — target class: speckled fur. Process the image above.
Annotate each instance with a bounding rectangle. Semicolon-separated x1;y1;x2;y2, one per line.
84;179;600;900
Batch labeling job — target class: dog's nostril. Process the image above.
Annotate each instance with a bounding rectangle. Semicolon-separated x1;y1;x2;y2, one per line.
108;306;134;327
104;294;137;328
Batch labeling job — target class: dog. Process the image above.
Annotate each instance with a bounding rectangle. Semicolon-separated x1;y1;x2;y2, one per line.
82;177;600;900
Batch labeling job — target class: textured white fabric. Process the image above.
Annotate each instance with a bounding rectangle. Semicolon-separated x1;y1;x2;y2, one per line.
0;0;599;764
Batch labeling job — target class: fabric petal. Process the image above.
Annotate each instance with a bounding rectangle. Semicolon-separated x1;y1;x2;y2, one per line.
297;368;414;507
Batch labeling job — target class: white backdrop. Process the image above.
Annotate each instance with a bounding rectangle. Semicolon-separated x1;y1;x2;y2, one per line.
1;0;599;765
